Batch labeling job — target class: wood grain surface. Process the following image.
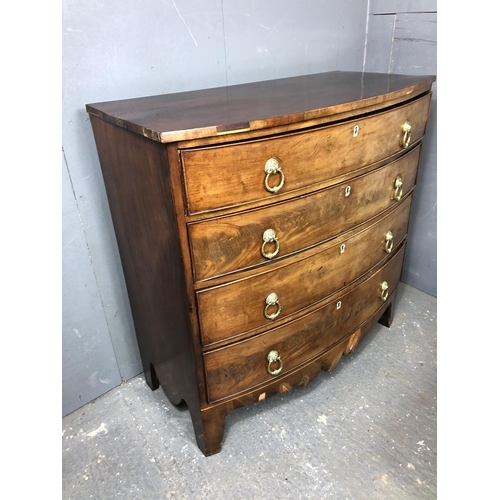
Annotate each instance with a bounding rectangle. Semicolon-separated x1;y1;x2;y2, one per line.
204;244;406;403
197;195;412;347
86;71;434;143
189;145;420;281
87;71;434;456
181;94;430;213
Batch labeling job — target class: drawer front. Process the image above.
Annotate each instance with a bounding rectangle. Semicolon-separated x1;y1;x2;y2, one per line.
204;244;405;403
181;94;430;214
189;145;420;281
197;195;412;347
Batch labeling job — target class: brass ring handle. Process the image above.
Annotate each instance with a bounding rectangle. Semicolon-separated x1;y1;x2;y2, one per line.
385;231;394;254
401;120;412;149
264;157;285;193
380;281;389;302
267;350;283;376
264;292;282;320
261;229;280;259
394;177;403;201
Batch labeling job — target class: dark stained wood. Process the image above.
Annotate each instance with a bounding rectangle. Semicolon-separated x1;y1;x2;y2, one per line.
164;143;210;409
86;71;434;456
204;245;405;403
197;195;412;347
86;71;435;143
197;288;397;456
181;94;431;214
88;117;205;437
189;146;420;281
378;294;396;328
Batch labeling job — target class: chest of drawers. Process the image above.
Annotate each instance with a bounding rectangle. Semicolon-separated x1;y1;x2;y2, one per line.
86;71;435;456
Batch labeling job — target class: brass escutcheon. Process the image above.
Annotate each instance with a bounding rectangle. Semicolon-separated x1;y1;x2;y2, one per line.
401;120;412;148
264;157;285;193
264;292;282;320
267;350;283;376
385;231;394;254
380;281;389;302
261;229;280;259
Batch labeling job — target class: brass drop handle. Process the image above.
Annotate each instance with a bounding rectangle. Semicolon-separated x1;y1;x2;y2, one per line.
385;231;394;254
401;120;412;148
261;229;280;259
264;157;285;193
264;292;282;320
393;177;403;201
380;281;389;302
267;350;283;376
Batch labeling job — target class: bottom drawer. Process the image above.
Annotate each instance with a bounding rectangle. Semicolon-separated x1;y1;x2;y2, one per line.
204;244;406;403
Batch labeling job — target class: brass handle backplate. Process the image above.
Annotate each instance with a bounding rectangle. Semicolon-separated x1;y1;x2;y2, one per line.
380;281;389;302
264;157;285;193
261;229;280;259
385;231;394;254
393;177;403;201
401;120;412;148
264;292;282;320
267;350;283;376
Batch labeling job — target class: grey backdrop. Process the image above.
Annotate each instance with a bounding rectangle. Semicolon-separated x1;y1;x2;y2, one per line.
62;0;437;416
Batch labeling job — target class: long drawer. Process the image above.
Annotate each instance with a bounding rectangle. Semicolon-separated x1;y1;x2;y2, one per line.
189;145;420;281
181;94;430;214
197;195;412;347
203;244;406;403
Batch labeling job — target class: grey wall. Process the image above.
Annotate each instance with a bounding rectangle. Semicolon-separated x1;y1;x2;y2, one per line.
365;0;437;295
62;0;436;416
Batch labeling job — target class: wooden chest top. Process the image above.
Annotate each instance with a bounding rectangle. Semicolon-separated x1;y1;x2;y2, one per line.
86;71;435;143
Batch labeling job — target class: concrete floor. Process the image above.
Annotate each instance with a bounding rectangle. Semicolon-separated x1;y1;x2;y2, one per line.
62;283;437;499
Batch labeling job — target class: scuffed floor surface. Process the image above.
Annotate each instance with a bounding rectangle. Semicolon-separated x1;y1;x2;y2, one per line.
62;283;437;499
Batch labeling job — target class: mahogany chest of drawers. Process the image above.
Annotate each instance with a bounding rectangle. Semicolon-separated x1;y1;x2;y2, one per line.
86;71;435;456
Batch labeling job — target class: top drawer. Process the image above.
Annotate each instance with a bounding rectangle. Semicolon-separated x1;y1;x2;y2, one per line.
180;93;431;214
